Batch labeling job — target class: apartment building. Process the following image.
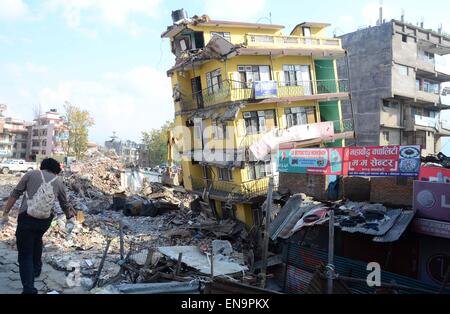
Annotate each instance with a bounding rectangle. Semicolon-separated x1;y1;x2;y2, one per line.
338;19;450;156
162;11;351;226
105;135;140;166
0;111;29;160
28;109;66;160
4;118;29;159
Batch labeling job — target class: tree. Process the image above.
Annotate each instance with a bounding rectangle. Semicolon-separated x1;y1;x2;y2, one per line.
63;102;94;160
142;120;174;167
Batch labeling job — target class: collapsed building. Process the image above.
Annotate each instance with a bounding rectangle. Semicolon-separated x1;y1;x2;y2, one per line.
162;10;353;227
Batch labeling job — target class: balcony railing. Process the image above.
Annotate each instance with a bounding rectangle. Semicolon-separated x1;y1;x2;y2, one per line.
191;177;275;201
179;79;349;110
245;34;342;48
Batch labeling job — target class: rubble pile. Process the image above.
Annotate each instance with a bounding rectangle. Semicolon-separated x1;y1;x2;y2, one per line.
65;154;123;198
0;153;257;294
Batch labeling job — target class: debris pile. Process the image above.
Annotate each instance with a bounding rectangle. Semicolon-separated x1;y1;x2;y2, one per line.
65;153;123;198
271;194;415;243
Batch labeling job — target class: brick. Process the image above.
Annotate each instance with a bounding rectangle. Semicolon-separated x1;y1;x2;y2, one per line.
279;173;328;201
370;177;413;207
343;177;371;201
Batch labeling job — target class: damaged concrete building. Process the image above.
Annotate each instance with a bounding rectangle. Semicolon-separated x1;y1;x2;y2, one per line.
162;10;352;226
337;19;450;155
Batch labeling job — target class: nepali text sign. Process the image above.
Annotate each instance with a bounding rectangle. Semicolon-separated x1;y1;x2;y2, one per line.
419;166;450;183
346;145;421;177
413;181;450;222
278;148;344;175
254;81;278;99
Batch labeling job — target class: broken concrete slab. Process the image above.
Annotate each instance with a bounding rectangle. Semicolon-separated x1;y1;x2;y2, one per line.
158;246;247;276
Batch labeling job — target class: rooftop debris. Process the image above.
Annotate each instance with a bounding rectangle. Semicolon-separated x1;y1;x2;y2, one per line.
270;193;416;242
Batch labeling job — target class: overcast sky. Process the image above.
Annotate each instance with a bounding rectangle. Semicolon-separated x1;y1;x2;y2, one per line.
0;0;449;152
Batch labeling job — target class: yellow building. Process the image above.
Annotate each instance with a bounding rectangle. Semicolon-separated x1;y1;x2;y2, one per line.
162;13;351;227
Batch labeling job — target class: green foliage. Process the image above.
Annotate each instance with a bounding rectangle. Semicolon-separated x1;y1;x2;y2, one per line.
63;103;94;160
142;120;175;167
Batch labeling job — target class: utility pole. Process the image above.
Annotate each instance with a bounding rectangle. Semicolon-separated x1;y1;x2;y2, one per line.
327;209;335;294
260;177;274;288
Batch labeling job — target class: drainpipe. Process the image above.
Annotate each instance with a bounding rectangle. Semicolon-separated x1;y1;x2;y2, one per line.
345;50;357;146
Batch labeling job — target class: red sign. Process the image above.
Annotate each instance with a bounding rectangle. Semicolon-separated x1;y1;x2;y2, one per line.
413;181;450;222
419;166;450;183
344;145;421;177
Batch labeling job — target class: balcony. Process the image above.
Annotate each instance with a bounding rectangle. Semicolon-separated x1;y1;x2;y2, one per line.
416;90;440;104
245;34;342;50
178;79;349;111
405;115;440;132
191;177;274;202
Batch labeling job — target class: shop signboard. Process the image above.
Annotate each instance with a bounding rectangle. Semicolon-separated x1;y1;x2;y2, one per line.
345;145;421;177
278;147;344;175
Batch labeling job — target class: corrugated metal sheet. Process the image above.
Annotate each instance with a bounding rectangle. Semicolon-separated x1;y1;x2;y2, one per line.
286;265;314;294
374;210;416;242
284;243;450;294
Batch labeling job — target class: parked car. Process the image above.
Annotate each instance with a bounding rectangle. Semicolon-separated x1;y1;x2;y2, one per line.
0;159;38;174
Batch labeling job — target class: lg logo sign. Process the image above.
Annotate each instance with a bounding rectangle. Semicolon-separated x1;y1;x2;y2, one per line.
417;189;450;209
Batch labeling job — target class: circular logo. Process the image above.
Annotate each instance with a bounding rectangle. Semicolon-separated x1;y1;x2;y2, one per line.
417;190;436;208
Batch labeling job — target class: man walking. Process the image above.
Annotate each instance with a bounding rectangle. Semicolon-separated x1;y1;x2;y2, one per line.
1;158;75;294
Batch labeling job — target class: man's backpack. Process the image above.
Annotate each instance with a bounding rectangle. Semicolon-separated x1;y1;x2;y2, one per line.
25;171;58;219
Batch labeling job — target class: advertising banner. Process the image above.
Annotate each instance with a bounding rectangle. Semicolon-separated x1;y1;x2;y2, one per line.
419;166;450;183
413;181;450;222
278;147;344;175
345;145;421;177
254;81;278;99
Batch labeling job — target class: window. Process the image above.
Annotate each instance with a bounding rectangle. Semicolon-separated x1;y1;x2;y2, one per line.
397;65;409;76
33;130;38;136
201;165;211;179
218;168;232;181
382;131;390;143
285;107;308;127
206;69;222;95
211;120;228;140
411;107;420;116
282;65;312;94
417;78;440;94
211;32;231;41
237;65;271;88
20;153;26;159
41;150;46;155
42;140;47;147
21;143;27;149
418;49;435;64
243;111;267;134
32;140;39;147
402;34;408;43
247;161;272;181
383;102;399;110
